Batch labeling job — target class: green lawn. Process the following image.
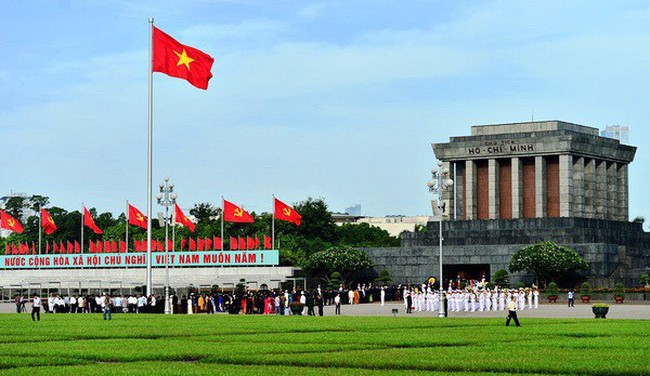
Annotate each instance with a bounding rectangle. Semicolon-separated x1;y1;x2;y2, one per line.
0;313;648;375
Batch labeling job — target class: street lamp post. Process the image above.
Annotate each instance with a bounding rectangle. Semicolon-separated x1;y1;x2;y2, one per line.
157;177;177;315
428;161;453;318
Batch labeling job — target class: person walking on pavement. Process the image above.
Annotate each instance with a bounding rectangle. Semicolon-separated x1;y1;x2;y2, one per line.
568;289;575;307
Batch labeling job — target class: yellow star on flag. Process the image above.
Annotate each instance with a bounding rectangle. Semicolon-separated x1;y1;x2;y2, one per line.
174;48;195;70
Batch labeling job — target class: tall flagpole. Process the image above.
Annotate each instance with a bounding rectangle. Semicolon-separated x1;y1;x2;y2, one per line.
146;17;154;297
272;194;275;250
220;196;224;251
38;205;42;255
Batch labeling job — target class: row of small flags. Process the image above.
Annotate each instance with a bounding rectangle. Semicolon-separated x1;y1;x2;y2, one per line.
4;235;275;255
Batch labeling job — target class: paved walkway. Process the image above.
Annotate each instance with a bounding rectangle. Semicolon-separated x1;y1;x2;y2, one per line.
2;301;649;319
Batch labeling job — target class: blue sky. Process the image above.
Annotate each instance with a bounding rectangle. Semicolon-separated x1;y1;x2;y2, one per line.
1;0;650;220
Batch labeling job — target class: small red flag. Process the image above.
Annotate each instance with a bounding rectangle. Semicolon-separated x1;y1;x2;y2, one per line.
60;241;65;253
75;241;81;254
128;203;148;229
230;236;237;250
152;26;215;90
54;242;59;253
205;237;212;250
134;240;141;252
89;241;95;253
174;204;196;232
213;236;222;250
247;236;255;250
223;200;254;223
5;244;9;255
41;208;58;235
66;241;72;254
189;238;196;251
264;235;272;249
83;207;103;234
12;244;18;255
167;239;173;251
0;210;24;234
96;240;103;253
274;198;302;226
181;238;187;251
255;235;260;249
238;237;246;250
197;238;204;251
120;241;126;253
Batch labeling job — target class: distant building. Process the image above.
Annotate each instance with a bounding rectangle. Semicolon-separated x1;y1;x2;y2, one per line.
344;204;362;216
332;213;431;237
601;125;629;144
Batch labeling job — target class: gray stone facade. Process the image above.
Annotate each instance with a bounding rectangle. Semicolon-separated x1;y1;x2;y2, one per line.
365;217;649;288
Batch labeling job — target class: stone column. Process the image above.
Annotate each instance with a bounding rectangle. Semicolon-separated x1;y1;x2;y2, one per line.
618;164;629;221
511;157;522;218
607;162;618;221
559;154;573;217
488;159;499;219
572;156;584;218
454;162;464;220
583;159;596;218
595;160;607;219
465;160;477;220
535;156;546;218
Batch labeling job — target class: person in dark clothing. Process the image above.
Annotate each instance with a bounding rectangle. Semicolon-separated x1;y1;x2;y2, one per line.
316;294;324;316
307;293;315;316
406;292;413;314
506;297;521;327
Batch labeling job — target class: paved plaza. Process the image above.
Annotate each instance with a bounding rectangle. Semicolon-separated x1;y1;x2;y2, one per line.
2;300;648;319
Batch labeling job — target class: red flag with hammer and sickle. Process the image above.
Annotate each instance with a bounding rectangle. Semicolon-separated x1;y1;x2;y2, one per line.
128;203;148;230
41;208;58;235
0;210;24;234
274;198;302;226
223;200;254;223
174;203;196;232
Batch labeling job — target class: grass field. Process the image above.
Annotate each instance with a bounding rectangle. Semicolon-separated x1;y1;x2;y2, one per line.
0;313;648;375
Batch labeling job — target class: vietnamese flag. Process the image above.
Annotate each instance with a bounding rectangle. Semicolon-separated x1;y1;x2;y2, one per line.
230;236;237;250
41;208;58;235
152;26;214;90
205;237;212;250
96;240;103;253
213;236;222;250
0;210;24;234
238;237;246;250
189;238;196;251
67;241;73;254
120;241;127;253
89;240;96;253
223;200;254;223
83;207;103;234
264;235;272;250
12;244;18;255
274;198;302;226
54;242;59;253
75;241;81;254
246;236;255;250
181;238;187;251
5;244;9;255
197;238;204;251
255;235;260;250
174;203;196;232
128;203;148;229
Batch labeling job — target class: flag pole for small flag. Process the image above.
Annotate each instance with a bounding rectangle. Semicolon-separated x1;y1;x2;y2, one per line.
38;204;42;255
125;200;129;253
221;196;225;251
146;17;154;297
272;194;275;250
81;204;85;254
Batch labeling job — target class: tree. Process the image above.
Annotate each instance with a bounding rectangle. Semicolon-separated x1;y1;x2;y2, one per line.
509;241;589;288
374;269;392;285
302;245;374;287
190;202;218;224
336;223;400;247
492;269;510;286
4;196;26;218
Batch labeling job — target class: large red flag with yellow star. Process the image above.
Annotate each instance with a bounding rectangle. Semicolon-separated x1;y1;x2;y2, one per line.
128;203;148;230
174;203;196;233
152;26;214;90
0;210;24;234
223;200;254;223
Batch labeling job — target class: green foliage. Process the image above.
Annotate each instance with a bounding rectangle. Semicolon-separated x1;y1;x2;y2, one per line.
328;272;342;290
592;303;610;308
515;281;525;289
509;241;589;287
190;202;218;225
613;282;625;298
492;269;510;286
337;223;400;247
546;281;559;297
235;279;246;295
580;282;593;297
302;245;375;286
374;269;392;284
640;274;650;287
